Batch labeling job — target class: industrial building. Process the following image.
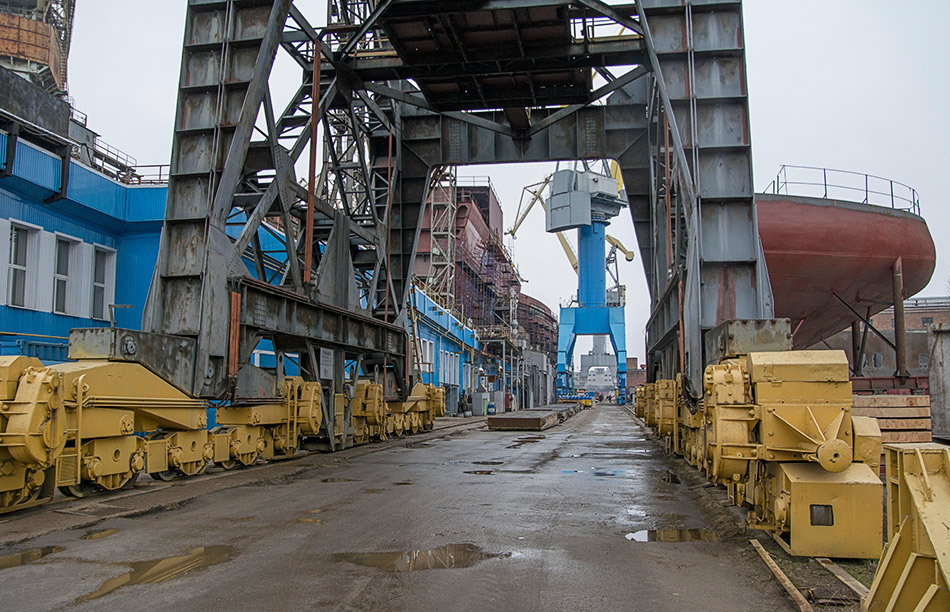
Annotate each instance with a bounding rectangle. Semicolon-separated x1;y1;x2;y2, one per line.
414;174;558;408
818;295;950;379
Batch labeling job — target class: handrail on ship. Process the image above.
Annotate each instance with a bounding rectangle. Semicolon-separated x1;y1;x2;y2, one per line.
764;164;920;215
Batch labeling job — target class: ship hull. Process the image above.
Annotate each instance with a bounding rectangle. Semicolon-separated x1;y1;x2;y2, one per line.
756;194;936;349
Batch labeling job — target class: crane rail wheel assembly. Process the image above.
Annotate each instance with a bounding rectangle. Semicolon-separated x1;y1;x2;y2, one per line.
0;352;444;513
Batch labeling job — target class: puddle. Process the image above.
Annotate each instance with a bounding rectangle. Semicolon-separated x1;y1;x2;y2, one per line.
0;546;65;570
561;470;580;474
335;543;507;572
394;482;413;486
308;509;323;514
77;546;233;602
365;488;384;494
82;529;119;541
298;517;322;524
663;471;681;484
472;461;503;466
507;435;547;449
322;478;358;483
593;471;619;477
624;529;718;543
626;508;647;518
463;470;494;475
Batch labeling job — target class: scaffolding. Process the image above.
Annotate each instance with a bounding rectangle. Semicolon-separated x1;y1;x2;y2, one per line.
0;0;74;94
425;166;457;312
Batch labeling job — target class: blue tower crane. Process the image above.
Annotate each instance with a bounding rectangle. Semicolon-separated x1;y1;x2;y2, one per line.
545;166;628;402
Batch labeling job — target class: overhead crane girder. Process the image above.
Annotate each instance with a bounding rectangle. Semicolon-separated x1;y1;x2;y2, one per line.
67;0;773;401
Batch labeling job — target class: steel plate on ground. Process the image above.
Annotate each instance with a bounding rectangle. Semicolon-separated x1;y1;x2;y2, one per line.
487;404;581;431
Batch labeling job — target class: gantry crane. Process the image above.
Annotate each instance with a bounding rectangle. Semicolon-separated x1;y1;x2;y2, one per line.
0;2;895;571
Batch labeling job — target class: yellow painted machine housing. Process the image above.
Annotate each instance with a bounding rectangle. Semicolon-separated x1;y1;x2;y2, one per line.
748;351;854;471
643;382;656;426
654;379;676;437
754;461;883;559
641;349;884;558
633;386;645;418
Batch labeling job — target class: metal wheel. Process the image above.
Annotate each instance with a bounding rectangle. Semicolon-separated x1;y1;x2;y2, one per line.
58;482;99;498
150;470;178;482
218;460;238;470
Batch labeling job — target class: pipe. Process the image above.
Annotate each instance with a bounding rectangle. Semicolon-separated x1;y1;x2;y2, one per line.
304;48;320;284
502;339;507;393
893;257;908;377
851;320;863;377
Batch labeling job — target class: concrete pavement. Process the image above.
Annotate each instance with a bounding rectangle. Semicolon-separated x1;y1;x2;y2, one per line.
0;406;795;611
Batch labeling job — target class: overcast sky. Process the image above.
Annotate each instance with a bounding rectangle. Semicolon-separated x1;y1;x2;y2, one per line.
66;1;950;363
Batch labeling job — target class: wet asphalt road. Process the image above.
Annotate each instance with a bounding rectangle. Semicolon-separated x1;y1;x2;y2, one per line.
0;405;794;611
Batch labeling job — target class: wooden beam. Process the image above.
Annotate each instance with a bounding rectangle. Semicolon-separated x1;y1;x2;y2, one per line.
750;539;814;612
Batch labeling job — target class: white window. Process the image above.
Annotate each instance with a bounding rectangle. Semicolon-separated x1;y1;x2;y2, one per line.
9;224;30;307
420;339;434;374
4;221;41;309
92;248;108;319
0;221;114;318
89;246;115;321
52;237;71;313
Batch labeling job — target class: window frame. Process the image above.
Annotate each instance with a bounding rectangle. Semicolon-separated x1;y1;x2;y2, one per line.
6;220;40;309
52;234;77;314
90;244;116;321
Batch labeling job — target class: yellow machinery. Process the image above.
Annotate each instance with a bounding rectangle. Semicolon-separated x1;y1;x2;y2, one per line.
0;354;445;513
863;443;950;611
634;321;884;558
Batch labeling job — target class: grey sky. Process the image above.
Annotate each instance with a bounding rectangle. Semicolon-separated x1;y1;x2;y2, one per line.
66;1;950;363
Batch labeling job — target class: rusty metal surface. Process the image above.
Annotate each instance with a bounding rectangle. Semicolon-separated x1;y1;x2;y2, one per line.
704;319;792;367
486;403;582;430
0;65;68;138
67;328;198;395
377;2;604;110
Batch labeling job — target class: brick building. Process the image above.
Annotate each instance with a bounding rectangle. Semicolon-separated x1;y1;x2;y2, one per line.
817;296;950;377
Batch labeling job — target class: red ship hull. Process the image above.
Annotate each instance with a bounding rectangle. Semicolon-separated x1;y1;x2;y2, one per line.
756;194;936;348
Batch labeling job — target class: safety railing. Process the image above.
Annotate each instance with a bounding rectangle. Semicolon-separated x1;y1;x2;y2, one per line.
765;164;920;215
127;164;171;185
92;137;137;171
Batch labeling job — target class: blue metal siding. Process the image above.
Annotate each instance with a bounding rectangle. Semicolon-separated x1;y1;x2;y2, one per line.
0;309;108;338
0;185;115;246
125;186;167;223
11;141;60;194
66;163;126;223
0;338;69;362
113;230;162;329
1;135;167;229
